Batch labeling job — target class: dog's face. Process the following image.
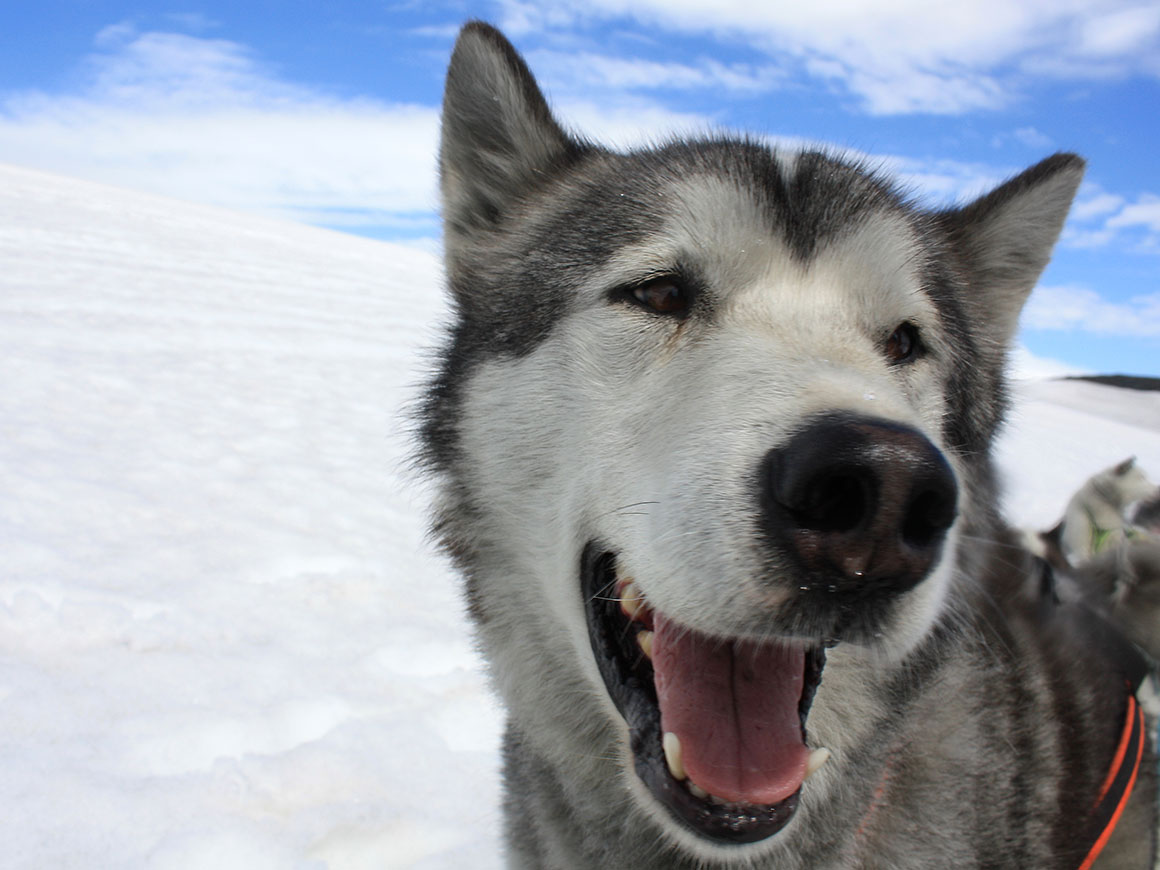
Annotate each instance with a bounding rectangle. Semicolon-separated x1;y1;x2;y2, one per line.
425;23;1083;858
1098;457;1159;509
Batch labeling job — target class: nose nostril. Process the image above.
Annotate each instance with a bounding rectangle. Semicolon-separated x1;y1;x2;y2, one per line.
901;487;957;549
795;471;871;534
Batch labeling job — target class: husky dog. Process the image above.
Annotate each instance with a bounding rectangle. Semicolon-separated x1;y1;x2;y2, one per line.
1064;538;1160;662
1035;459;1160;663
1056;458;1160;565
1137;497;1160;535
421;22;1157;869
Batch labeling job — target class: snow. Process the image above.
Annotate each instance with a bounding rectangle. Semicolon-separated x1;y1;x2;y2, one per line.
0;163;501;870
0;161;1157;868
999;379;1160;528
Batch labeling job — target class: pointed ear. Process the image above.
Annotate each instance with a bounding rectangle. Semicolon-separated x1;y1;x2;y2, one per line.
936;153;1085;344
440;22;583;247
1114;457;1138;476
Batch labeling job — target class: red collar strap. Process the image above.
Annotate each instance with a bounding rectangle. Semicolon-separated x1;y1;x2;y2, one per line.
853;692;1147;868
1037;556;1150;869
853;560;1150;866
1077;693;1147;870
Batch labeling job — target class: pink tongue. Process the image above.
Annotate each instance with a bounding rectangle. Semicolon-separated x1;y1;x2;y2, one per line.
652;613;808;805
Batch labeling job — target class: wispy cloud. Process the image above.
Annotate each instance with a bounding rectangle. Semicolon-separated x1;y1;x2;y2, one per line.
885;156;1006;206
527;50;784;95
496;0;1160;115
0;26;441;233
1023;285;1160;337
551;98;714;148
1107;194;1160;233
1063;187;1160;252
1009;344;1089;379
0;24;727;235
1070;190;1126;221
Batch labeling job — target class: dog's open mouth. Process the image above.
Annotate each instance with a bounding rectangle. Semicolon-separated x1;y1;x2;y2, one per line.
582;544;827;844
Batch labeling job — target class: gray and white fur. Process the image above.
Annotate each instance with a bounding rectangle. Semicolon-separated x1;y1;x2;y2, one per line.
420;22;1158;869
1057;457;1160;565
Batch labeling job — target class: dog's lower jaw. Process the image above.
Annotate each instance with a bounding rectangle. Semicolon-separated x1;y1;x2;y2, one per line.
503;718;820;870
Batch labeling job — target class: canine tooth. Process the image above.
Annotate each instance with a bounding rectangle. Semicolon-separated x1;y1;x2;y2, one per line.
637;629;654;659
805;747;831;781
619;581;644;619
688;782;708;800
663;732;687;781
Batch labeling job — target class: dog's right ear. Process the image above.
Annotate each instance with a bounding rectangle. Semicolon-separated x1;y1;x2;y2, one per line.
440;22;582;248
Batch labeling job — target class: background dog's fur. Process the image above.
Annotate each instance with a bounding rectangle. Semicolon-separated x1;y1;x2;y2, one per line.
421;21;1158;868
1058;458;1160;563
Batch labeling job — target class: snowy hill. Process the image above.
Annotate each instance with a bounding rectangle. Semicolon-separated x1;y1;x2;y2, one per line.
1;162;1158;869
0;164;501;869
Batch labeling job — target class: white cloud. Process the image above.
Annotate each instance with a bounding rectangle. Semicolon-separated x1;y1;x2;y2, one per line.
991;127;1055;151
1023;285;1160;337
1107;194;1160;232
1008;344;1089;380
1077;5;1160;57
885;156;1006;206
808;59;1008;115
0;25;729;234
1070;190;1126;221
1061;191;1160;251
497;0;1160;115
553;99;714;148
527;50;783;94
0;27;441;231
1013;127;1054;149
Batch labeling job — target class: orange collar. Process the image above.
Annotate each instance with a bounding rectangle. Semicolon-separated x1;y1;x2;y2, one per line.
1077;692;1146;870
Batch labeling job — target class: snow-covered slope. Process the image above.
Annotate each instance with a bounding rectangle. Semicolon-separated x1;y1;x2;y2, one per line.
999;379;1160;528
0;164;501;869
1;163;1157;869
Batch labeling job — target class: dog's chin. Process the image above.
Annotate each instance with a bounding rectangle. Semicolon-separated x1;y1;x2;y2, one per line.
581;544;828;846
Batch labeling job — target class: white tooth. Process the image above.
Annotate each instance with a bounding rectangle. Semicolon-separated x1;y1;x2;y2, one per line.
688;782;708;800
620;581;644;619
663;732;686;781
637;630;653;659
805;747;831;781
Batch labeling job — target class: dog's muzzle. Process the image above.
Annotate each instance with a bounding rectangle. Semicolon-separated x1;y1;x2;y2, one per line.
582;415;957;845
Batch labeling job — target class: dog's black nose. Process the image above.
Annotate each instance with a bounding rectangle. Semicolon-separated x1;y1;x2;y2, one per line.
761;415;958;596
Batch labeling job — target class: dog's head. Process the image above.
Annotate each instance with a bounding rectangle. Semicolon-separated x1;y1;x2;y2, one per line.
423;21;1083;857
1094;457;1159;511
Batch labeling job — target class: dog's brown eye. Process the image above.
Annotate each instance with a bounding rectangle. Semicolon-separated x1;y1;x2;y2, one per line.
885;323;919;364
630;277;690;316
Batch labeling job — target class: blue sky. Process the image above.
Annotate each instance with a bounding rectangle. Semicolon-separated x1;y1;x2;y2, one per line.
2;1;1158;376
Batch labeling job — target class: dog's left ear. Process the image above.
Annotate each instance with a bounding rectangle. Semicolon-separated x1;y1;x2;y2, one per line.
936;153;1085;344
